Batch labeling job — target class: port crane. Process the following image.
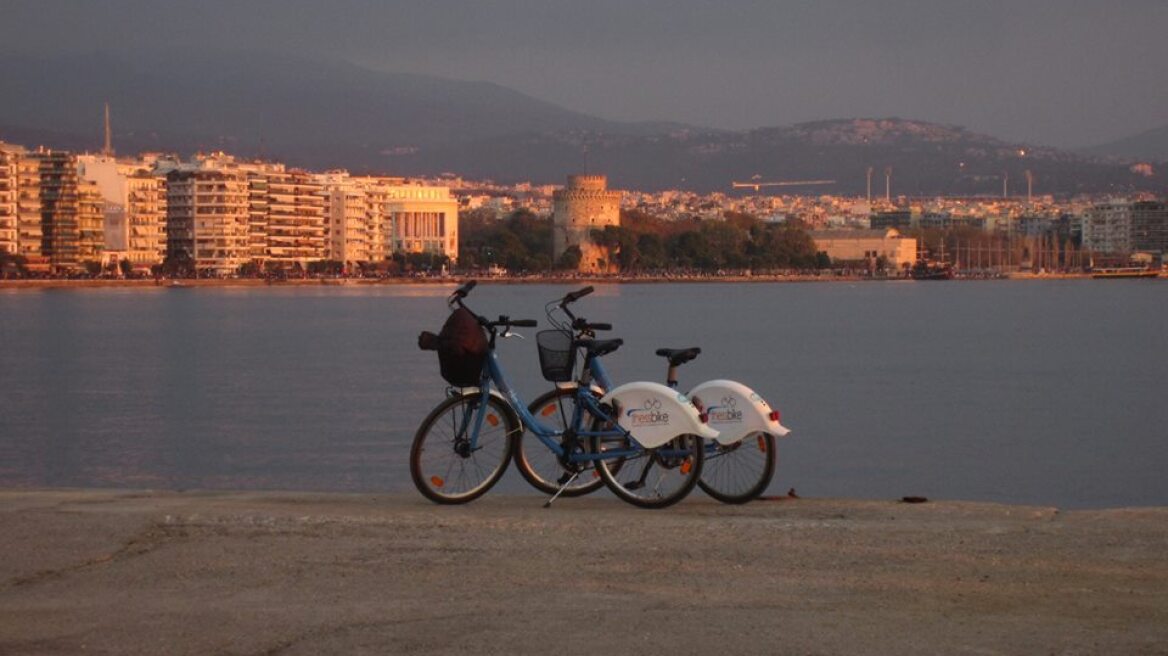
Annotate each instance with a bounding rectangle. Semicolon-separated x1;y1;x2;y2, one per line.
731;177;835;192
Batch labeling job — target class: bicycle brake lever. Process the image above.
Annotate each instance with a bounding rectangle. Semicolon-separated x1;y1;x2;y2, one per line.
500;328;525;339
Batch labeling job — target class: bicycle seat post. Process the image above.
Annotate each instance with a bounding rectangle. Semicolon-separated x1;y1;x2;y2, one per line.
654;347;701;389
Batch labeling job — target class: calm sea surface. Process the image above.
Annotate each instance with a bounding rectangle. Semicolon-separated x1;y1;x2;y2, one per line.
1;281;1165;509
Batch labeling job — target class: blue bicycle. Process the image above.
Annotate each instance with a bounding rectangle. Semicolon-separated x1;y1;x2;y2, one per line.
411;281;715;508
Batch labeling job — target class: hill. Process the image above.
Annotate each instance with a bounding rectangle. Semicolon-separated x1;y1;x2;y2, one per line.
1081;124;1168;162
0;51;1160;195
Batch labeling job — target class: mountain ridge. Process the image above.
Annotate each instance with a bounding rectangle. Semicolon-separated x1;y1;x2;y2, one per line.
0;50;1160;194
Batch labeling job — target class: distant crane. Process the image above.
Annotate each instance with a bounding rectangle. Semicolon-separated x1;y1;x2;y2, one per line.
731;176;835;192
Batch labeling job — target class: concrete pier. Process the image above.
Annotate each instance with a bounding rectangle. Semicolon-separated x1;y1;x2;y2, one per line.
2;489;1165;655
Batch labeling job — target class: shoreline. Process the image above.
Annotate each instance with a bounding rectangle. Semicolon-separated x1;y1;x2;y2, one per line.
2;487;1165;654
0;271;1137;290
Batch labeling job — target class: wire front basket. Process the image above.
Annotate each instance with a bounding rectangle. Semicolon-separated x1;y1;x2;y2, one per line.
536;329;577;382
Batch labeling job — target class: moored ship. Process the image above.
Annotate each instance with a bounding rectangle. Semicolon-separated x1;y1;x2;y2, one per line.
1091;267;1161;279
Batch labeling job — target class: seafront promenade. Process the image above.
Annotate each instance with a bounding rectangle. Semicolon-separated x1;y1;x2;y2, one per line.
1;489;1165;655
0;271;1125;290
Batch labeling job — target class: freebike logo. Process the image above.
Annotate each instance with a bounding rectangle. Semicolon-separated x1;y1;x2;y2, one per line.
627;398;670;427
706;396;744;424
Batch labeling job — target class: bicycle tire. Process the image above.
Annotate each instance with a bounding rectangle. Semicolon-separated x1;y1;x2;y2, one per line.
410;392;517;504
515;386;607;497
592;432;704;509
697;432;776;504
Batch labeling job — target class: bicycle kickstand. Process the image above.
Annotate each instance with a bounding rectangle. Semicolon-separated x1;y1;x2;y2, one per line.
543;472;581;508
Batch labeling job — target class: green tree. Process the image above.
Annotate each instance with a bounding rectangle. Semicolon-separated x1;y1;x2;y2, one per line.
555;245;582;270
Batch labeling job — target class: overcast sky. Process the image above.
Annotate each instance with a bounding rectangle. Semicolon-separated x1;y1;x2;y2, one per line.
2;0;1165;147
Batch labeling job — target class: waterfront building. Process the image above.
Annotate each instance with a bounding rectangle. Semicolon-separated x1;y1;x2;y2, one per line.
317;172;402;265
32;150;104;272
165;168;250;275
1078;198;1168;262
264;169;325;266
1131;201;1168;255
387;183;459;262
808;228;918;269
0;142;19;255
77;154;168;268
185;154;327;269
552;174;621;272
870;209;912;230
245;171;269;264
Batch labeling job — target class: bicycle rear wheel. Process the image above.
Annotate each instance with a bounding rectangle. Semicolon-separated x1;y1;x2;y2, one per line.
593;432;704;509
698;432;776;504
515;387;607;497
410;393;516;504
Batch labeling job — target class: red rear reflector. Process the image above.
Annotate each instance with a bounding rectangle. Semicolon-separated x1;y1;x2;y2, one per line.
698;413;708;424
768;410;780;422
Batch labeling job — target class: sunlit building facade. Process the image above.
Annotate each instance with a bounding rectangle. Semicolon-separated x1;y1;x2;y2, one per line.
552;174;621;272
387;184;459;262
77;154;168;268
0;142;19;255
318;172;401;265
264;169;325;266
166;169;250;275
33;150;104;272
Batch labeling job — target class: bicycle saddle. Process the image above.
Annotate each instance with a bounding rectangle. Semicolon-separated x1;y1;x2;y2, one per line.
575;338;623;358
655;347;701;366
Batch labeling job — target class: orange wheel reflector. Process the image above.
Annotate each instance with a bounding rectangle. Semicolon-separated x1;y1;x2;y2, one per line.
592;470;601;479
486;414;499;427
430;476;445;488
758;435;768;452
540;405;557;417
680;459;693;475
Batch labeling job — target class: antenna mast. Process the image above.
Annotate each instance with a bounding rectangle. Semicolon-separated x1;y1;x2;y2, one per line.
102;102;114;157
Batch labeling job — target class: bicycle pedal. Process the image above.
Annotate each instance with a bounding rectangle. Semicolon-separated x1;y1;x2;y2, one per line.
623;482;644;491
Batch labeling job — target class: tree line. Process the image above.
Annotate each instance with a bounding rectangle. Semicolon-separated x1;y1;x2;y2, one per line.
459;208;828;272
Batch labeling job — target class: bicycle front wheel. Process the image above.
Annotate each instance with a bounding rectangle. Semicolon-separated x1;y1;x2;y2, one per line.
593;433;704;509
698;432;776;504
410;393;516;504
515;387;606;497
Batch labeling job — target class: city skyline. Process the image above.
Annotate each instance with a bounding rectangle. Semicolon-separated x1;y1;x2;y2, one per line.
1;0;1167;149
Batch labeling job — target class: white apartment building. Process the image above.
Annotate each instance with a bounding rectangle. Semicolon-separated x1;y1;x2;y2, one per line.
0;142;18;255
166;169;250;275
0;142;45;268
77;154;168;267
387;183;459;262
189;154;327;268
318;172;393;264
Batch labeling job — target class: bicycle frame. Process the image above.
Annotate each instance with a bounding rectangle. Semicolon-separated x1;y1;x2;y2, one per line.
467;348;648;464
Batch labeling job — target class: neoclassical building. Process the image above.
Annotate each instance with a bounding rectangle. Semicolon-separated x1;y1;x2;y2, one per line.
552;174;621;272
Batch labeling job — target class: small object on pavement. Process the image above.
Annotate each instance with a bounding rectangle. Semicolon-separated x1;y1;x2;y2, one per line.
901;496;928;503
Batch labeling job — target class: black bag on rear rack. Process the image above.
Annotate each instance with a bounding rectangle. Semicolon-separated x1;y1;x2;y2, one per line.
417;306;489;387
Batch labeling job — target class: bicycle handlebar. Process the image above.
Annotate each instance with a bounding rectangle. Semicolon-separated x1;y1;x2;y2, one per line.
449;280;477;303
483;315;538;329
561;285;594;305
572;318;611;331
